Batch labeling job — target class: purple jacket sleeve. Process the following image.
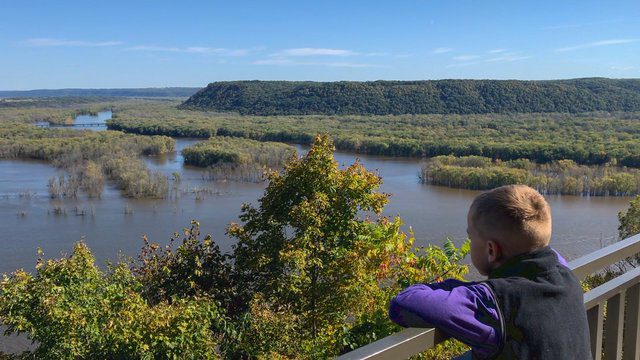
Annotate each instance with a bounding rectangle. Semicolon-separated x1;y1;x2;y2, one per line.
389;279;501;359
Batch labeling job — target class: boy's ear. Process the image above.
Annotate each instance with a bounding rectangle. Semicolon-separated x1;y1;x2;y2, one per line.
486;240;502;263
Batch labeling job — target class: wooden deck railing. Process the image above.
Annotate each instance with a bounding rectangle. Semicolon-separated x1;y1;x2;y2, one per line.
338;233;640;360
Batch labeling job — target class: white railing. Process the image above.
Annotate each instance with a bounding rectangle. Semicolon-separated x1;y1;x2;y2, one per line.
338;234;640;360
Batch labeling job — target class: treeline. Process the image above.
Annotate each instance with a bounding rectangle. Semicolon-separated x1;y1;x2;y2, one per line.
0;122;174;198
107;102;640;167
0;87;200;98
0;98;122;124
420;155;640;196
179;78;640;115
0;137;470;359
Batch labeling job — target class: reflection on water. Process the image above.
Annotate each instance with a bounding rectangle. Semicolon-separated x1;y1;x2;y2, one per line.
73;111;112;131
36;110;112;131
0;112;633;275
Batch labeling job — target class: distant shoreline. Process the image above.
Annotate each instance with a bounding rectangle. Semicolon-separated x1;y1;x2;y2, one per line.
0;87;201;98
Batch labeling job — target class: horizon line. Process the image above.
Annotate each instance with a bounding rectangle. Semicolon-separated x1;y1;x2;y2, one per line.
1;76;639;92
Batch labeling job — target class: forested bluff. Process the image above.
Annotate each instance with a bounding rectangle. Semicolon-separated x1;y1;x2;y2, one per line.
180;78;640;115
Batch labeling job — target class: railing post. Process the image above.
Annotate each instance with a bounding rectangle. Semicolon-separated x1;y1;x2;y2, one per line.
588;303;604;360
624;283;640;360
603;292;625;360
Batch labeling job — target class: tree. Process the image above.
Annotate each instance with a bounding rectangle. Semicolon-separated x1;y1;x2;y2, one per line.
228;135;470;358
619;195;640;240
0;243;222;359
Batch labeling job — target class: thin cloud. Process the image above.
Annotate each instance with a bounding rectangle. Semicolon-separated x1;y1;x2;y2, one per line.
485;52;531;62
364;52;390;57
555;39;639;52
127;45;250;56
488;49;506;54
252;58;383;68
274;48;358;57
24;38;123;47
446;62;478;68
453;54;480;61
432;47;453;54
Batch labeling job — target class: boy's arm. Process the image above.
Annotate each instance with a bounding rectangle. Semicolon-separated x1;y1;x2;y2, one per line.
389;279;502;359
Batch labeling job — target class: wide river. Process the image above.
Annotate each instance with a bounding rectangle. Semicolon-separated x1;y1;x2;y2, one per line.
0;111;633;275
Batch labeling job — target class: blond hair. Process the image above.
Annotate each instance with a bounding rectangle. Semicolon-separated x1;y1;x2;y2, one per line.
469;185;551;256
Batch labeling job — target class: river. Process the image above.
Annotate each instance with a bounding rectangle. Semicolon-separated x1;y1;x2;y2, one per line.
0;111;633;275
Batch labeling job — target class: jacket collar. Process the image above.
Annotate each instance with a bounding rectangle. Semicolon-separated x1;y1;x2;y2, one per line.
488;246;557;280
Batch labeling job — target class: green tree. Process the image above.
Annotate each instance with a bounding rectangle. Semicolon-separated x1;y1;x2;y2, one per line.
619;195;640;240
132;220;234;309
0;243;223;359
228;135;469;358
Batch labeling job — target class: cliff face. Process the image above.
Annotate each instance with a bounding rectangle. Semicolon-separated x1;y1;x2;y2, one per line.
179;78;640;115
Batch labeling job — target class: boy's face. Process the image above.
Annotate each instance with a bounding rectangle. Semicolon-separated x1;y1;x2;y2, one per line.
467;210;491;276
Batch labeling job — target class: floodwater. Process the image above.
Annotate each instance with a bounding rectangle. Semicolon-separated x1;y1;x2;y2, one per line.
0;109;634;354
0;112;633;276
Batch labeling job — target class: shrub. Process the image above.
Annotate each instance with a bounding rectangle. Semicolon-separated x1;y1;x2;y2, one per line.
0;243;223;359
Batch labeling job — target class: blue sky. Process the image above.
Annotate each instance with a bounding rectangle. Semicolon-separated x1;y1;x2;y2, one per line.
1;0;639;90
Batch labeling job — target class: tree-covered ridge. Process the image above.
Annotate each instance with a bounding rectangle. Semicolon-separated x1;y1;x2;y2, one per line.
180;78;640;115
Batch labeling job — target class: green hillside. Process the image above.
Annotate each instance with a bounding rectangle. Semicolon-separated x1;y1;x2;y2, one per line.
180;78;640;115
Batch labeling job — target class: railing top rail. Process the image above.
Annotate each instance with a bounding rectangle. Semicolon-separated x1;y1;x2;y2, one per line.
337;328;440;360
568;233;640;280
583;265;640;309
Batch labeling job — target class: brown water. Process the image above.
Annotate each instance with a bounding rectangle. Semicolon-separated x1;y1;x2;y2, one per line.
0;112;633;275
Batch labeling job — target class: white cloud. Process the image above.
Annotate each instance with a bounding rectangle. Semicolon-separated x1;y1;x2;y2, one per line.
252;58;383;68
127;45;249;56
555;39;639;52
274;48;358;57
488;49;506;54
25;38;123;47
453;54;480;61
432;47;453;54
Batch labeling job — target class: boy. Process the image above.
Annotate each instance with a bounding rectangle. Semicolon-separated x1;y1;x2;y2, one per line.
389;185;591;359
